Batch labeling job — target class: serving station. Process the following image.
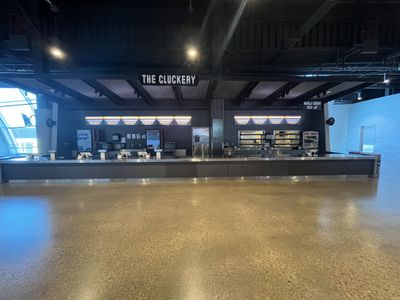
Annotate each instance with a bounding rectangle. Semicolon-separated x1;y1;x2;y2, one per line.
0;155;378;183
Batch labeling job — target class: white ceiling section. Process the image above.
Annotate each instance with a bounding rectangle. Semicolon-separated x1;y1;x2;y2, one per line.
215;81;248;100
12;79;73;100
312;82;366;99
96;79;140;99
285;82;325;99
55;79;108;100
4;78;369;104
249;81;287;99
143;85;175;99
181;80;208;100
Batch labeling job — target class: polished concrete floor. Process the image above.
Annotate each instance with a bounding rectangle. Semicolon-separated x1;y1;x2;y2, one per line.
1;163;400;299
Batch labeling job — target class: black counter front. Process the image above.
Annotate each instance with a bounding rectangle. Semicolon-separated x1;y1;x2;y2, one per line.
0;155;378;182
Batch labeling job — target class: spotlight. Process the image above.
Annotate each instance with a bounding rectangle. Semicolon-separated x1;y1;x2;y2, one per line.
357;92;362;101
186;46;199;61
49;46;65;60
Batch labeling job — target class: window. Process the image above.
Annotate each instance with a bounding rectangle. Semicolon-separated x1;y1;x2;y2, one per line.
0;88;38;156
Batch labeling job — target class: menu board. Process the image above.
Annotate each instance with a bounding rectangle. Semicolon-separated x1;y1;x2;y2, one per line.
77;129;93;152
146;130;161;148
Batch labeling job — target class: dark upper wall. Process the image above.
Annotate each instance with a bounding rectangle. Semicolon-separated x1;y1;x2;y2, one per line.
57;105;327;156
224;109;306;147
57;108;210;156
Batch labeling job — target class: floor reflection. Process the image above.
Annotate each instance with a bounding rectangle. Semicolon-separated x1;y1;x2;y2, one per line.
0;197;51;265
0;171;400;299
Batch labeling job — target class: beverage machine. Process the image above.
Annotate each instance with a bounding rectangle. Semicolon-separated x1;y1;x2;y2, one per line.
192;128;210;158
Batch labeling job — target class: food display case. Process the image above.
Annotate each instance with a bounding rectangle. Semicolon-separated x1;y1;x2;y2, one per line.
303;131;319;149
238;130;266;149
273;130;301;149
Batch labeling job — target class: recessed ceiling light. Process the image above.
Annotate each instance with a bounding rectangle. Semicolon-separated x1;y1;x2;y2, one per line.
49;46;66;60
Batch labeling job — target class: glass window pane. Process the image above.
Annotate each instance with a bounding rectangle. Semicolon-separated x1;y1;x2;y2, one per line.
0;88;38;156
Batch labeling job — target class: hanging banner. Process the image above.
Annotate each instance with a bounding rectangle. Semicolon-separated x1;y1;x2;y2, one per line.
139;74;199;86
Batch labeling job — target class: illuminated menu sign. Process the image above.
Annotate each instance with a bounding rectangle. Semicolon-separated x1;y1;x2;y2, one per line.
139;74;199;86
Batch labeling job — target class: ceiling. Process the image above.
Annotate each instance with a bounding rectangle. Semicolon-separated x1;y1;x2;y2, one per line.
1;0;400;108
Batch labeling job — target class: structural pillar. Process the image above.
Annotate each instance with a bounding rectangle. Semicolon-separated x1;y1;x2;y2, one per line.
211;98;224;157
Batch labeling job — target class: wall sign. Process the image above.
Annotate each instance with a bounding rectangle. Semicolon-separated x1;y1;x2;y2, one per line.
139;74;199;86
304;100;322;110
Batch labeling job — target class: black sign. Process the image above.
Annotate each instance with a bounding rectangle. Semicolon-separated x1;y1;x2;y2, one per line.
304;100;322;110
139;74;199;86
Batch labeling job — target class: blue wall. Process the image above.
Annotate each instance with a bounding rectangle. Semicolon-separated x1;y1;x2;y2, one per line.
327;93;400;162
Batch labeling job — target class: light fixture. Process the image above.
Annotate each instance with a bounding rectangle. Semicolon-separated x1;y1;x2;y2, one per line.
174;116;192;126
157;116;174;126
383;73;390;84
285;116;302;125
252;116;268;125
186;45;199;62
234;116;252;125
49;46;66;60
85;116;104;126
357;92;362;101
268;116;285;125
140;116;157;126
103;116;121;126
121;116;138;126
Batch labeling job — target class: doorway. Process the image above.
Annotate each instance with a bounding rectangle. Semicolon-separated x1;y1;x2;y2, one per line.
360;125;376;153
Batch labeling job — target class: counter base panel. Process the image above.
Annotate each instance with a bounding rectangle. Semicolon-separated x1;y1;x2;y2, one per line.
0;158;376;182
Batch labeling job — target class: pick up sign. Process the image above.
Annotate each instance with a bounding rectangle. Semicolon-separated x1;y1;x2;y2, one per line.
304;100;322;110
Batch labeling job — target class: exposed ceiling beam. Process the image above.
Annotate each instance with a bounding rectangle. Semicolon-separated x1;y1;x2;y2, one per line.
263;82;301;105
10;0;45;74
216;0;249;68
0;79;73;106
291;82;342;104
233;81;259;106
172;86;183;106
321;83;375;103
82;79;125;105
10;0;40;36
267;0;341;64
126;79;154;105
206;80;219;104
386;51;400;61
37;79;93;106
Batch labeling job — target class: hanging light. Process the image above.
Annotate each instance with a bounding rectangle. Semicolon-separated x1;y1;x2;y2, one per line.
48;36;66;60
186;45;199;62
383;73;390;84
48;46;65;60
357;92;362;101
188;0;194;13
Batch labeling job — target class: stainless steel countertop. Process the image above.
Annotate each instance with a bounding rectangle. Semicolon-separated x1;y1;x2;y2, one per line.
0;154;377;165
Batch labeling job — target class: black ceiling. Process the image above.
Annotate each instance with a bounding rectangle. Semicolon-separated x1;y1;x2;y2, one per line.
1;0;400;108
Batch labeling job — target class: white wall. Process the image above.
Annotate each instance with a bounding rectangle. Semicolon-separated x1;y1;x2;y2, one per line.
327;93;400;162
326;103;350;153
